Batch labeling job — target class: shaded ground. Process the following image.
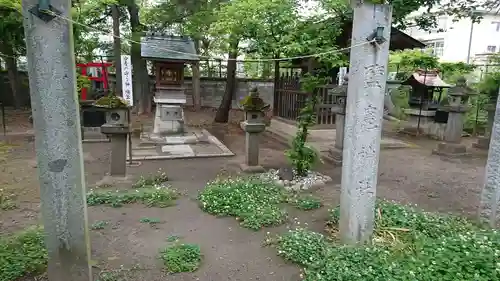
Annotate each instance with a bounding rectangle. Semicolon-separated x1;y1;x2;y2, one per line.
0;109;489;280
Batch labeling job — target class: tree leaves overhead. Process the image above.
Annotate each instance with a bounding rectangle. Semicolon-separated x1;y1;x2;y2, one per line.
0;0;491;64
0;0;23;56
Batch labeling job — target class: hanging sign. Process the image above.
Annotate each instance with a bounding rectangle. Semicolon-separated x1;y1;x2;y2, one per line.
121;55;133;106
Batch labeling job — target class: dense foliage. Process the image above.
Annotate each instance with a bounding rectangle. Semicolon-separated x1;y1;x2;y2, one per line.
0;227;47;281
276;200;500;281
285;75;324;176
160;243;202;273
198;177;288;230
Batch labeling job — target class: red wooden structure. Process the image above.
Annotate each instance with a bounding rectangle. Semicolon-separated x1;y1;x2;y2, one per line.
76;62;112;100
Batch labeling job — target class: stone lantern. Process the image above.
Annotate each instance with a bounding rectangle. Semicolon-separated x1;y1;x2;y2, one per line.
433;76;476;157
328;75;348;165
95;95;131;177
239;88;269;172
243;88;267;124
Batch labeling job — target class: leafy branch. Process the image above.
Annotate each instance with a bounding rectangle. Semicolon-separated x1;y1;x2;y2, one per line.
285;74;328;177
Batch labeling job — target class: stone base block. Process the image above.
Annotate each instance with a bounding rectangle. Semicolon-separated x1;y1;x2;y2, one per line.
432;142;470;158
328;147;343;166
239;163;266;173
94;175;133;187
473;137;490;150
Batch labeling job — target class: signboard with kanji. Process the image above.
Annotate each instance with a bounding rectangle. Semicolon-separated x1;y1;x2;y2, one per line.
121;55;133;106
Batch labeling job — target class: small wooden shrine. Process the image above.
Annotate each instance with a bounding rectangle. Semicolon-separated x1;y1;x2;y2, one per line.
141;33;198;136
402;69;451;110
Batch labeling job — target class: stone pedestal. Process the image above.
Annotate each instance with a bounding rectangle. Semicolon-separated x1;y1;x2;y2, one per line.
474;136;491;149
328;75;347;165
240;121;266;173
151;89;186;137
329;114;345;165
110;135;127;176
153;103;185;135
432;108;469;157
101;124;130;177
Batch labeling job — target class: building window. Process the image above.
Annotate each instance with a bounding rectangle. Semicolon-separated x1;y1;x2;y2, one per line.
492;21;500;32
424;40;445;57
487;45;497;53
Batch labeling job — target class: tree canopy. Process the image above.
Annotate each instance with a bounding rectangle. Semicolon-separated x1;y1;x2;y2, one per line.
0;0;494;110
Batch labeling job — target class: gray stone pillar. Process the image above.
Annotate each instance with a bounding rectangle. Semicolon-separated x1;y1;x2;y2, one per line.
328;76;348;165
479;87;500;227
109;135;127;176
246;132;260;166
433;77;475;157
339;1;392;244
240;121;266;173
22;0;92;279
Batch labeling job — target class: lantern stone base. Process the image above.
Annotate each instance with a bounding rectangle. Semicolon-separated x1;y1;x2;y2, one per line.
240;121;266;173
239;163;266;173
432;142;470;158
473;136;490;150
101;124;130;177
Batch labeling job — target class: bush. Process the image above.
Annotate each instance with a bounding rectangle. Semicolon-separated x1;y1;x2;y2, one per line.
0;227;47;281
198;177;287;230
87;187;179;208
160;243;201;273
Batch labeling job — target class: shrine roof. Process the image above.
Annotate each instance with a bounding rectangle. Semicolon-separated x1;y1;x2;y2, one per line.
401;70;451;88
141;33;199;62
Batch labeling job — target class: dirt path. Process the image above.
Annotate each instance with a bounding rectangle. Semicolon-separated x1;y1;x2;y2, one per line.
0;111;491;280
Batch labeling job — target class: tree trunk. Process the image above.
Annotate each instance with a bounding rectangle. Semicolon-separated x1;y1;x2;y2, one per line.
4;55;21;108
214;38;239;123
127;1;151;114
111;4;122;96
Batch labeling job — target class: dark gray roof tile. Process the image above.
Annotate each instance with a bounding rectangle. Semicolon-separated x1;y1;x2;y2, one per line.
141;34;199;61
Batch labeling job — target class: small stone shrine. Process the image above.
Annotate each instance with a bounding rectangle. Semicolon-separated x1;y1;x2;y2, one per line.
141;33;198;141
401;69;451;136
127;33;234;161
433;76;476;157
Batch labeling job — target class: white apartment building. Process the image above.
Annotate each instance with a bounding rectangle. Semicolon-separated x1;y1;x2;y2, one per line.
405;10;500;64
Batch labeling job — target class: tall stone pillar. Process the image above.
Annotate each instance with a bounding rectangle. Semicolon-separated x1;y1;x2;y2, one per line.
479;87;500;227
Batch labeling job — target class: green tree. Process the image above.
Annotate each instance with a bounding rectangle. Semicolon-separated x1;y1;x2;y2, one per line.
0;0;24;108
210;0;300;122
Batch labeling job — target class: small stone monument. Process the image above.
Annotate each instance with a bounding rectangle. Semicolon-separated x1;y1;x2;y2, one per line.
239;88;269;173
433;77;476;157
328;75;348;165
96;95;131;177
